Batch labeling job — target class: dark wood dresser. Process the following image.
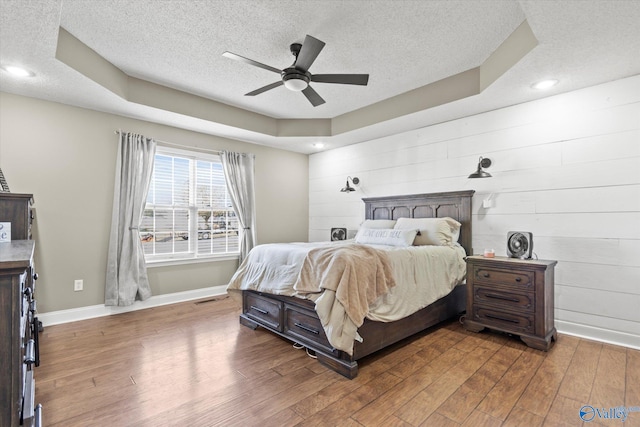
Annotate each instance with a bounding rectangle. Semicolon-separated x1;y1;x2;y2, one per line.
1;193;42;427
464;255;557;350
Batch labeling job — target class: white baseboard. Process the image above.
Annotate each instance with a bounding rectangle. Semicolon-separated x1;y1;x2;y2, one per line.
38;285;228;327
556;320;640;350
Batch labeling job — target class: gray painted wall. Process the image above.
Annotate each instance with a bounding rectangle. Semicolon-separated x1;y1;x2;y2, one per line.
0;92;309;313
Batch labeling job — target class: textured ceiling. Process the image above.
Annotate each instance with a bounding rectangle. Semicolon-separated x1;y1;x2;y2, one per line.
1;0;639;153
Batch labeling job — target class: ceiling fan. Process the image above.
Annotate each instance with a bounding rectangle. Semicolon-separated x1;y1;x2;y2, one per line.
222;34;369;107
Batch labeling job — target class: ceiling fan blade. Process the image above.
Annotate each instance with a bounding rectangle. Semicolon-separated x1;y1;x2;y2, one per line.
245;81;283;96
222;51;281;74
302;86;325;107
311;74;369;86
295;35;325;72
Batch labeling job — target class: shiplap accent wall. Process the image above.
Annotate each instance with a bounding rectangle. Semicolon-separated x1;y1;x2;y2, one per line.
309;75;640;349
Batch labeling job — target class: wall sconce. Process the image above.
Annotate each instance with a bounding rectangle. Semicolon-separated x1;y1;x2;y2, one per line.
468;157;492;178
340;176;360;192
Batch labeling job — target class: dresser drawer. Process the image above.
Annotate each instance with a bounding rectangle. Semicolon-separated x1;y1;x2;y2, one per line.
473;266;533;289
473;286;534;312
284;304;335;355
472;306;534;334
243;292;283;331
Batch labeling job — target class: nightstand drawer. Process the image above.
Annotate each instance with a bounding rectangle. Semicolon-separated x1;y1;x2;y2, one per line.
472;306;534;334
243;292;283;331
473;266;533;288
474;286;534;312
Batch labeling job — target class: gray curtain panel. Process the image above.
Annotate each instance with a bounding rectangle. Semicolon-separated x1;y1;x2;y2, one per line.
105;132;156;306
221;151;257;263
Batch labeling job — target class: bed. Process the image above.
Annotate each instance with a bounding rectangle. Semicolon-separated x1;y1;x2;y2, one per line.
227;190;474;378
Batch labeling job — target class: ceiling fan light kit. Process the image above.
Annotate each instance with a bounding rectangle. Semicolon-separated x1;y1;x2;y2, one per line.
282;69;310;91
223;34;369;107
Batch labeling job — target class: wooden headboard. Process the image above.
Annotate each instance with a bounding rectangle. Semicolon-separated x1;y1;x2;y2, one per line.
362;190;475;255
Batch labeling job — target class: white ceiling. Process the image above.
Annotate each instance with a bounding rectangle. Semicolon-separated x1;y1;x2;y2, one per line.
1;0;639;154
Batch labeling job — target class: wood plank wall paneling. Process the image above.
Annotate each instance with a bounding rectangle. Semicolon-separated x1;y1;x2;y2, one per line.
308;75;640;349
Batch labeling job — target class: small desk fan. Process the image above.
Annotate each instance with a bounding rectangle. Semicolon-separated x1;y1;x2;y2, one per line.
331;228;347;241
507;231;533;259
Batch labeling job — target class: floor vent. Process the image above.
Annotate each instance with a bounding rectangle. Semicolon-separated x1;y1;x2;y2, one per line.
194;295;229;305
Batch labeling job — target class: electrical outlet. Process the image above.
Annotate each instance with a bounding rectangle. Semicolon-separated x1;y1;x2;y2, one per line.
74;279;83;292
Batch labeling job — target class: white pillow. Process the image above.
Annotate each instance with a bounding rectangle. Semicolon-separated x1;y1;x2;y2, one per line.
360;219;397;229
394;217;461;246
354;228;418;247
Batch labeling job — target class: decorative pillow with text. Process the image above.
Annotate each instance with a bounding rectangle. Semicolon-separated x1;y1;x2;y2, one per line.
354;228;418;247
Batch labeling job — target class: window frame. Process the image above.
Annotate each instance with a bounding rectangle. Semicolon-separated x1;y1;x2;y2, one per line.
142;146;240;266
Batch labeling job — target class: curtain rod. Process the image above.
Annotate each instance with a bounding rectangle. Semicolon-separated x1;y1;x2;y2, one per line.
114;130;223;155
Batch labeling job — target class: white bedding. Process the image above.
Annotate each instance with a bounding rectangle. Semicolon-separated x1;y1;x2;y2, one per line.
226;241;337;297
364;243;467;321
227;240;467;354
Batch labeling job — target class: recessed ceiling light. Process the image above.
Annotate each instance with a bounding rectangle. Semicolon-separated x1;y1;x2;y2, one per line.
2;65;35;78
313;142;325;149
531;79;558;90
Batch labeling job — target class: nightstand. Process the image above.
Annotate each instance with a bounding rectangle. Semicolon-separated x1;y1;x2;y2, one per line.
464;255;557;350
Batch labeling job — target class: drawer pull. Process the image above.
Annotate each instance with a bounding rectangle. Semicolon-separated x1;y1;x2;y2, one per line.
24;339;36;365
485;314;519;324
250;305;268;315
485;293;520;303
294;322;320;335
35;404;43;427
32;316;40;367
483;273;490;278
515;277;522;282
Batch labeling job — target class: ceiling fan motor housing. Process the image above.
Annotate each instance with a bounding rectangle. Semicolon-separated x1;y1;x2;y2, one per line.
290;43;302;56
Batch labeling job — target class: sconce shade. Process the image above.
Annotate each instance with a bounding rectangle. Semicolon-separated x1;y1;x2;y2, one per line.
468;157;492;179
340;176;360;192
341;181;355;192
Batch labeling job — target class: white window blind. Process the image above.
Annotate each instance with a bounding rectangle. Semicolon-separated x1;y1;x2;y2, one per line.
140;147;239;263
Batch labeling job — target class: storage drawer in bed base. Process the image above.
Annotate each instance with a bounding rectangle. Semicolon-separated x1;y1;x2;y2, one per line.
284;303;336;356
239;291;356;377
239;285;466;379
242;291;283;331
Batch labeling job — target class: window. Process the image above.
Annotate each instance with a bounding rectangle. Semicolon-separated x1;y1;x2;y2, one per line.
140;147;239;263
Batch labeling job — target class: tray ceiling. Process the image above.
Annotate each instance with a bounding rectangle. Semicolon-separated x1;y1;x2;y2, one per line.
1;0;639;153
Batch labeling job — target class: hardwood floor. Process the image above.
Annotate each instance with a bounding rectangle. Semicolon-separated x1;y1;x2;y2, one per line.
37;296;640;427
